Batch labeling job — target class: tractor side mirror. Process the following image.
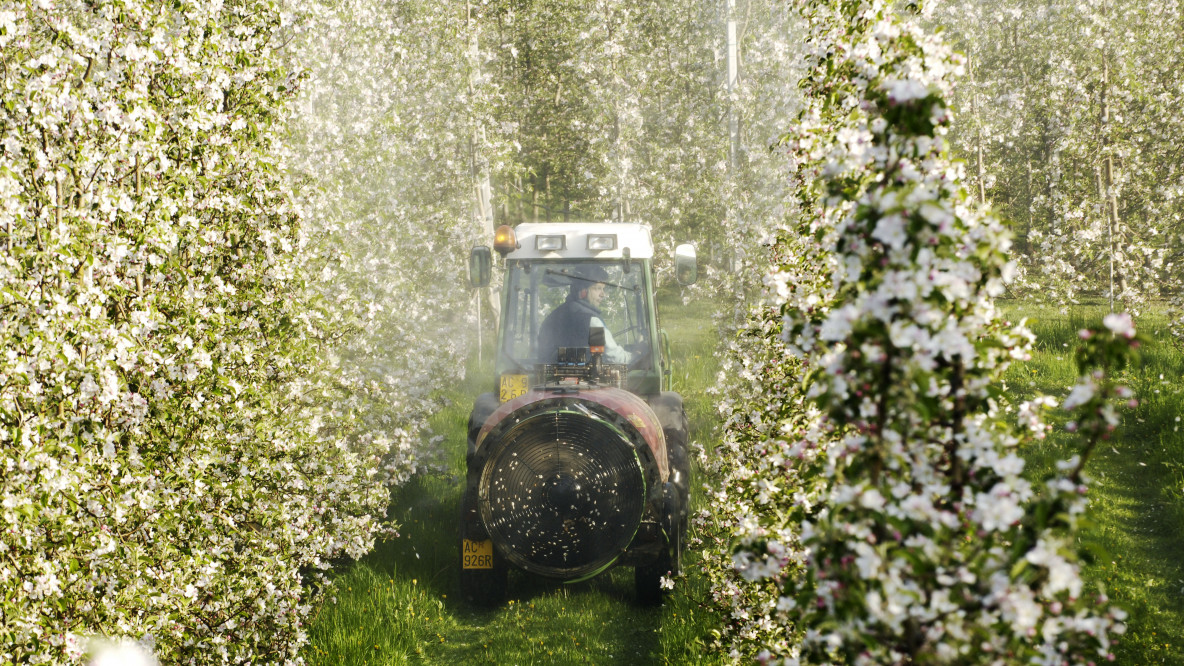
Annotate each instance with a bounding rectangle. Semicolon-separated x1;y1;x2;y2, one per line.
469;245;492;288
674;243;697;286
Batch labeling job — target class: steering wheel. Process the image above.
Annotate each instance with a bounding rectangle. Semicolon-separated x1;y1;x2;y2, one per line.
613;324;642;338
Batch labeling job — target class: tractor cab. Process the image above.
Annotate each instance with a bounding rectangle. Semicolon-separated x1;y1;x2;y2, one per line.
471;223;697;399
496;229;660;397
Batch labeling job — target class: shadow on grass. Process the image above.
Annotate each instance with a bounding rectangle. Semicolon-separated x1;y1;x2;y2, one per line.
1083;441;1184;664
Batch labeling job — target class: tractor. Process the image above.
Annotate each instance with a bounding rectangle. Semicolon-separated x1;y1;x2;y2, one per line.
461;222;698;606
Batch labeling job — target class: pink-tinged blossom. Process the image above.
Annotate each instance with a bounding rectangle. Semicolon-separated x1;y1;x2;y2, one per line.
1102;312;1135;339
872;213;909;250
1062;380;1097;411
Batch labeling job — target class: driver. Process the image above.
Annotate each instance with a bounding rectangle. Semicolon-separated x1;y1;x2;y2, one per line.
537;265;635;365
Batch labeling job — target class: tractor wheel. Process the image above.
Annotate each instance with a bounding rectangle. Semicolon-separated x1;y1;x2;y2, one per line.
667;427;691;549
458;547;506;607
466;392;500;467
650;391;691;534
459;490;507;607
635;483;682;606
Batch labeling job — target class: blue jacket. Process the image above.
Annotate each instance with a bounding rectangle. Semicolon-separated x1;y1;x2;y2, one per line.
537;296;602;363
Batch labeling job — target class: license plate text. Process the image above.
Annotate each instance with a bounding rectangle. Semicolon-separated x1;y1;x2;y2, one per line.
462;539;493;569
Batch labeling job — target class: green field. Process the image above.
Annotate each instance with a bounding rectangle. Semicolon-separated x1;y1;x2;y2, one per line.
303;297;1184;664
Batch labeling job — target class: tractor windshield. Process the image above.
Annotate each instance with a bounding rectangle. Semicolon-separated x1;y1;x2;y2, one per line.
501;261;651;370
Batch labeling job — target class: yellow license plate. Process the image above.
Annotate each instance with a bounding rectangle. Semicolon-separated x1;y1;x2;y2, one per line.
499;374;529;402
462;539;494;569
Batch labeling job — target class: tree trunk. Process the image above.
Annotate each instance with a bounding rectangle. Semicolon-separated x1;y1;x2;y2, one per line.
968;55;987;205
467;0;499;327
1100;45;1123;310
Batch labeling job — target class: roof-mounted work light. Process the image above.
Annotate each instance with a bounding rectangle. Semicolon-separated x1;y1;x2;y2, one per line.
535;234;566;252
493;225;518;256
586;234;617;251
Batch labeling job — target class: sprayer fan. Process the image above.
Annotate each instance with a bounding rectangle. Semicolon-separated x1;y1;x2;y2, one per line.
478;399;649;579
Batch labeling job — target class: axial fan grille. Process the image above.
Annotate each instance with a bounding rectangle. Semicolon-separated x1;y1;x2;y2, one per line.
478;402;647;579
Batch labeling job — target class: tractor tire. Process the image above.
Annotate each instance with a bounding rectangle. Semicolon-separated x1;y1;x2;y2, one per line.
651;391;691;538
635;482;682;606
667;430;691;549
459;489;506;607
458;549;507;607
466;392;500;466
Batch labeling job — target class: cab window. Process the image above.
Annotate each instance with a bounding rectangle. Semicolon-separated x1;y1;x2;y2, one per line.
501;261;647;367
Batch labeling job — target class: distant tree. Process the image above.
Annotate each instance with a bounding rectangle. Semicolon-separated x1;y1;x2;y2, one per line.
941;0;1182;313
474;0;797;286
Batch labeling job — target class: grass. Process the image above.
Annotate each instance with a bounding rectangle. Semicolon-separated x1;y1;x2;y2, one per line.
302;294;727;665
1002;301;1184;664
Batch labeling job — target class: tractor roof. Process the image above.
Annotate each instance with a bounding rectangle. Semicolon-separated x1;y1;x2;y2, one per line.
505;222;654;260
